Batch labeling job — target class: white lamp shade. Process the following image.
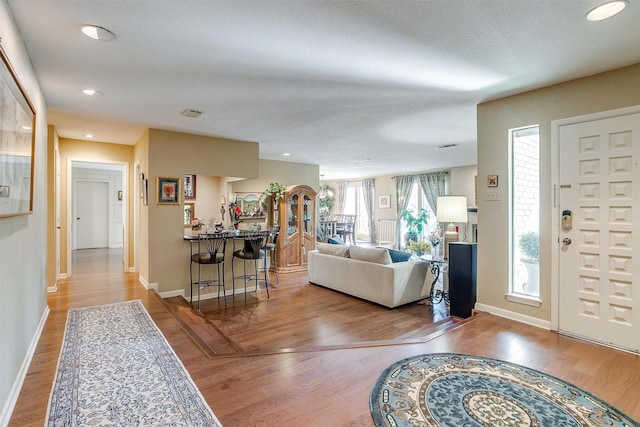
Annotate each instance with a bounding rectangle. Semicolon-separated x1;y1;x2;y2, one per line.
436;195;468;223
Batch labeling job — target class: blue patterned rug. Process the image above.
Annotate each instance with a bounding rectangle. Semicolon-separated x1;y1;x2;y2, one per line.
45;300;222;426
370;353;639;427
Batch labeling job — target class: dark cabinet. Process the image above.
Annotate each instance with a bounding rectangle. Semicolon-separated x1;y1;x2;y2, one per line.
448;242;477;318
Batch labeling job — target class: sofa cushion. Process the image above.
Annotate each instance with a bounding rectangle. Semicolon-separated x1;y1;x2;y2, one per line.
387;248;412;263
316;242;350;257
327;236;344;245
348;246;392;265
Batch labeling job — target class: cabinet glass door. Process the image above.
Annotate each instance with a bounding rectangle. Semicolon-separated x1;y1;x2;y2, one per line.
303;195;313;234
288;194;299;236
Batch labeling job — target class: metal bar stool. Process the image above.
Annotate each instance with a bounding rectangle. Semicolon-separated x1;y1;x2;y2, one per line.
261;226;280;285
232;231;270;301
190;233;228;310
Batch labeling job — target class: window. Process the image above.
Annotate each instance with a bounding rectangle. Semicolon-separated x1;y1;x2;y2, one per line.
344;185;370;240
510;125;540;300
400;183;437;243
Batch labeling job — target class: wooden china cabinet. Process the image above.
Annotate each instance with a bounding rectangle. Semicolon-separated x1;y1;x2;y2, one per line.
269;184;316;273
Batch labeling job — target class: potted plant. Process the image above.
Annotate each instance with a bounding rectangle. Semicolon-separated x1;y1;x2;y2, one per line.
401;208;430;246
264;182;286;201
318;185;334;219
519;231;539;294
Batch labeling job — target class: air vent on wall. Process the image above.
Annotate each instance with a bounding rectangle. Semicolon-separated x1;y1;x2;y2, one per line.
180;109;203;118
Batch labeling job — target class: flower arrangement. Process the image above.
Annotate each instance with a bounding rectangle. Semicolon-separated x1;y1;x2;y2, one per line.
408;240;431;256
264;182;286;201
191;217;204;230
229;203;243;228
428;226;443;247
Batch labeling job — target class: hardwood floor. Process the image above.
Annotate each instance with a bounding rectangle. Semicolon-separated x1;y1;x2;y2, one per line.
10;248;640;426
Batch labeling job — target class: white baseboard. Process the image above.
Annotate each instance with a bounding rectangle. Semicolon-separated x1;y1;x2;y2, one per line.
474;303;551;330
158;289;186;298
0;306;50;427
138;275;158;292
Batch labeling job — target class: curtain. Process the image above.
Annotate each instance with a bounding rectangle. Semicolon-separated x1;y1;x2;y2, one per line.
337;180;349;214
417;172;447;214
394;175;415;249
362;179;376;243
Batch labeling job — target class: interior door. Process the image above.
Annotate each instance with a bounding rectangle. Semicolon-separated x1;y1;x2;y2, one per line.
558;111;640;353
75;180;109;249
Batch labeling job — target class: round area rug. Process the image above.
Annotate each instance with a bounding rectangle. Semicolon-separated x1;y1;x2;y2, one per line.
370;353;639;427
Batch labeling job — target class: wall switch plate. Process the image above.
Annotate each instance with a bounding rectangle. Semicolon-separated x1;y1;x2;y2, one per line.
486;190;501;201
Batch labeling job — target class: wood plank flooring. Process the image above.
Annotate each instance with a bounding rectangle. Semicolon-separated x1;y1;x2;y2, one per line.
9;248;640;426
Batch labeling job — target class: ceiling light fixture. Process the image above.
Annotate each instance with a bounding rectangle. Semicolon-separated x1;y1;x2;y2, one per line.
85;134;94;138
80;25;116;41
283;153;291;156
82;89;103;96
586;0;627;21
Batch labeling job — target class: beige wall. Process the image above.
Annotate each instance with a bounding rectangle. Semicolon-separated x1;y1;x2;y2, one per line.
58;138;135;275
0;3;49;421
477;64;640;322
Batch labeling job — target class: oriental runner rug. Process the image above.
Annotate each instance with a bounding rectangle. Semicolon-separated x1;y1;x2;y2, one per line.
45;300;222;426
370;353;638;427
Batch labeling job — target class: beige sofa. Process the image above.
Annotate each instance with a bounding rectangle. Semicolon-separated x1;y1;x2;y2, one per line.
308;244;433;308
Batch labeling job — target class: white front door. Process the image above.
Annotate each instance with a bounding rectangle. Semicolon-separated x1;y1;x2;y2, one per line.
558;110;640;353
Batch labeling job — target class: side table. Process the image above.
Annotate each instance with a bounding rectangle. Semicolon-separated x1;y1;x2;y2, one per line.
419;254;448;304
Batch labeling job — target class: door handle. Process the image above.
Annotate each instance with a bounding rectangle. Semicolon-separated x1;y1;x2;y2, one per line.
562;238;572;245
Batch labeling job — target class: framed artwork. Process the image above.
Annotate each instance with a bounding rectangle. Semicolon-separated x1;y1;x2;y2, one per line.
378;195;391;209
184;202;195;225
156;177;181;205
235;192;267;219
487;175;498;187
184;174;196;200
0;44;36;218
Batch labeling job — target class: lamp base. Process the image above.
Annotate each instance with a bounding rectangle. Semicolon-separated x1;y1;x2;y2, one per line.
444;222;458;259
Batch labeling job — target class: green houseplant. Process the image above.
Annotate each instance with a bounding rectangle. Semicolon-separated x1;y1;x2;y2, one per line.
264;182;286;201
401;208;430;245
318;185;334;218
519;231;539;263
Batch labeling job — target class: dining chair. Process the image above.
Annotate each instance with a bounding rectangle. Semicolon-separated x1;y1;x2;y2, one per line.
232;230;270;301
261;226;280;285
336;214;356;245
190;233;228;310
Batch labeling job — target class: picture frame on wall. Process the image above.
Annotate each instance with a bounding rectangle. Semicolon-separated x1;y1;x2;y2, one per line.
184;174;196;200
378;195;391;209
235;192;267;219
156;177;181;205
184;202;195;225
487;175;498;187
0;45;36;218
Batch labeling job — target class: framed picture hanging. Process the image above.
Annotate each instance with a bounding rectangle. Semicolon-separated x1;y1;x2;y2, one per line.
184;174;196;200
378;195;391;209
156;177;181;205
0;44;36;218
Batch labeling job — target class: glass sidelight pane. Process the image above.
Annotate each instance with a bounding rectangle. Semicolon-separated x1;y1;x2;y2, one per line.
511;126;540;297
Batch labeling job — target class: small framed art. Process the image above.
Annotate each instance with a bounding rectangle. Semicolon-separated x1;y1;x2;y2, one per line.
487;175;498;187
184;174;196;200
156;177;181;205
378;195;391;209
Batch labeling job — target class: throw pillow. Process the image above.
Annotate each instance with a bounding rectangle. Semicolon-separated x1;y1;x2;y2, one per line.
348;246;392;265
387;248;412;263
327;237;344;245
316;242;350;257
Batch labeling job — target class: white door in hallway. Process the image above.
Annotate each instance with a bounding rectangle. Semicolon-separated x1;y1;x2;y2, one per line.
558;111;640;353
75;180;108;249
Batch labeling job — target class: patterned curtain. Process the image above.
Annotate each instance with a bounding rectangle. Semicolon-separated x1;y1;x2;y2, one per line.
417;172;447;214
337;180;349;214
362;179;376;243
394;175;415;249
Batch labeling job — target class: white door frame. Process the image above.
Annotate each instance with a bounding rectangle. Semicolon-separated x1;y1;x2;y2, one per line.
66;158;129;276
550;104;640;331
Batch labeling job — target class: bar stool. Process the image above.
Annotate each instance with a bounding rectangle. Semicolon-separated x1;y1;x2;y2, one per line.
232;231;270;301
190;233;228;310
261;226;280;285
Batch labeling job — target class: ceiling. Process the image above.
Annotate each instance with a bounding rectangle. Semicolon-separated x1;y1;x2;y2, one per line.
7;1;640;180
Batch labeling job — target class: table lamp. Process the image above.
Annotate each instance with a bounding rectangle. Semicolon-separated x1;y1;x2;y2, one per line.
436;195;468;259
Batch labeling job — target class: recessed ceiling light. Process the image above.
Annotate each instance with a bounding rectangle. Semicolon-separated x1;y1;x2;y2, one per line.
80;25;116;41
586;1;627;21
85;134;94;138
282;153;291;156
82;89;103;96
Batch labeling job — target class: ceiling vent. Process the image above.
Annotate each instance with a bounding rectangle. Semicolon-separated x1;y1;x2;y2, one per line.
180;109;203;118
438;144;458;149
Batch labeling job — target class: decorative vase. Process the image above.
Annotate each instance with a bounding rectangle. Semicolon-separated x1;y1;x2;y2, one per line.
431;243;440;258
191;226;202;236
